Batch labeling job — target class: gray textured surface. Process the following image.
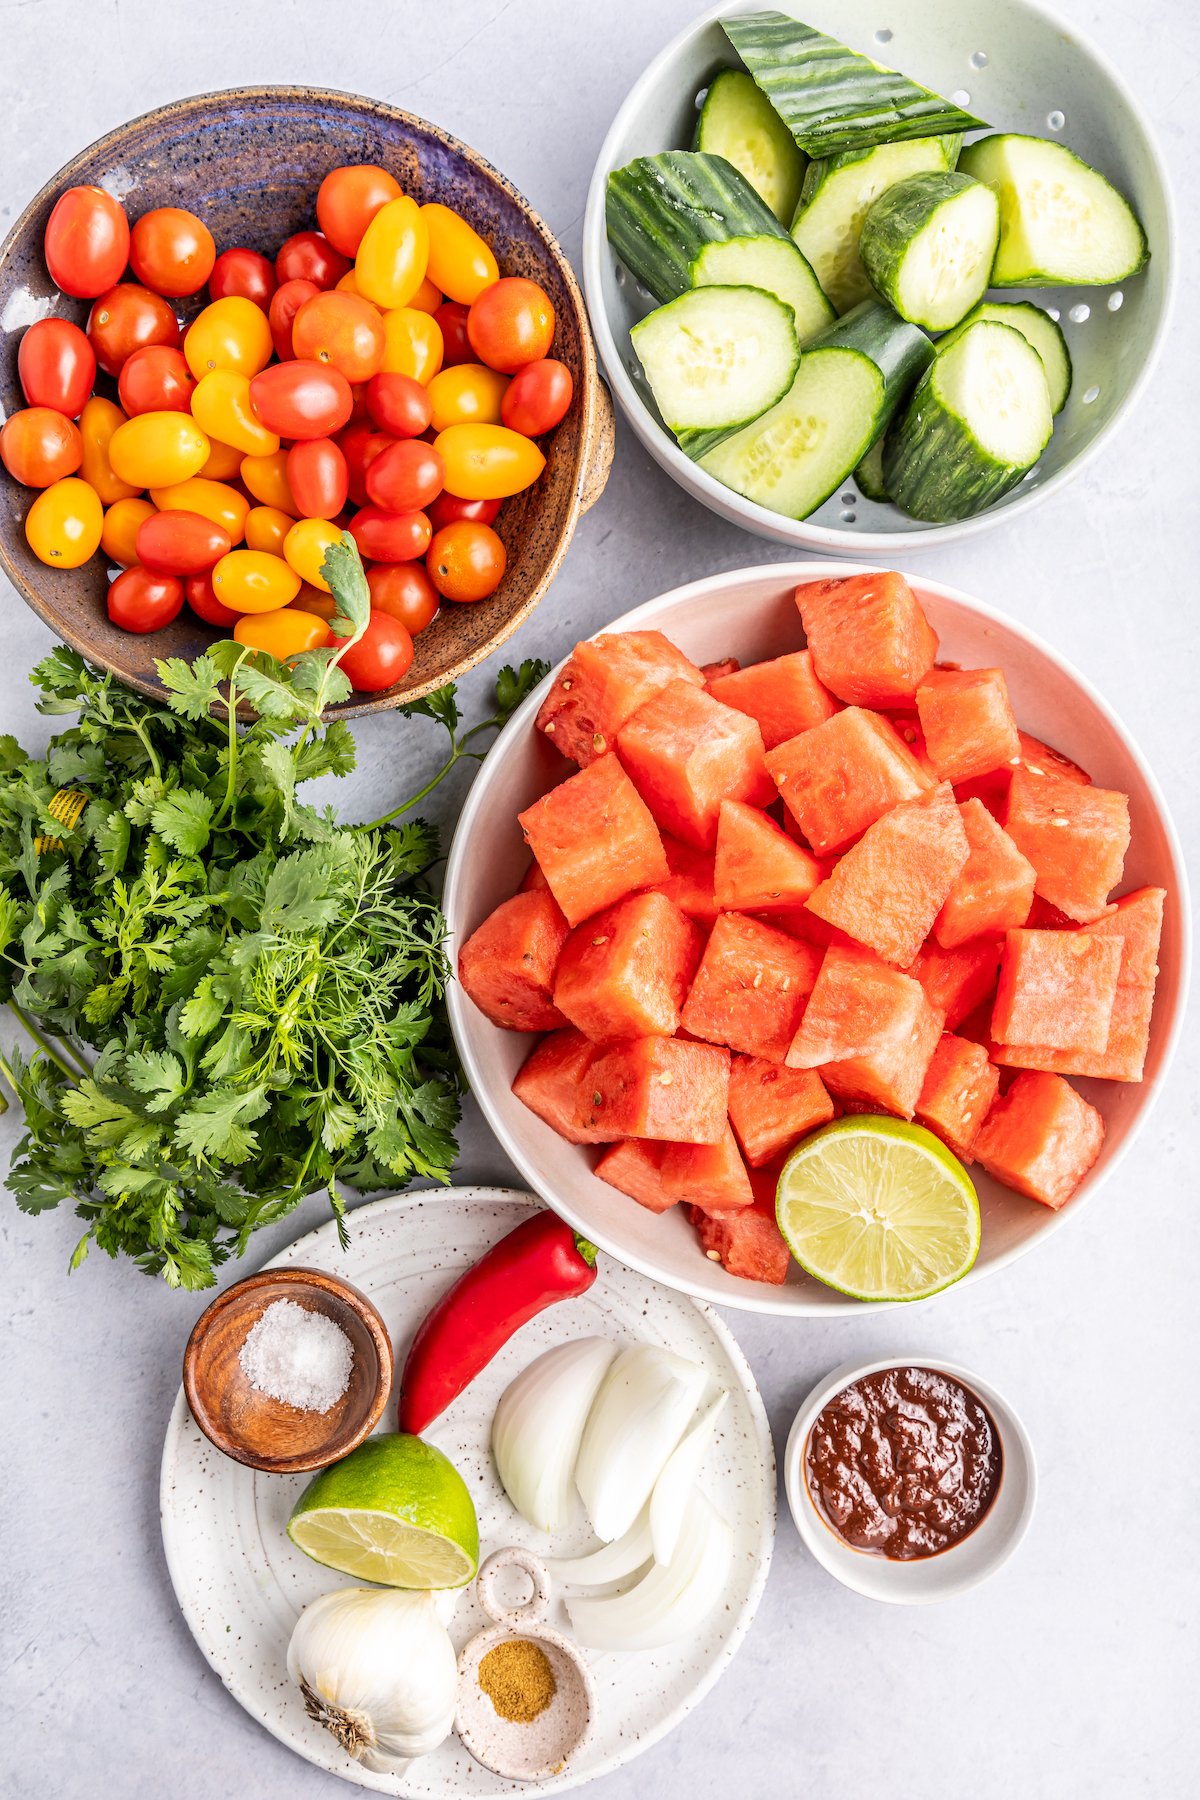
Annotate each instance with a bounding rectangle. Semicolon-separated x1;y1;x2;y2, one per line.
1;3;1197;1797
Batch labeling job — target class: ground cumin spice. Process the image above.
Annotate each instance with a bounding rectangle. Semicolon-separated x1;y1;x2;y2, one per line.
477;1637;557;1723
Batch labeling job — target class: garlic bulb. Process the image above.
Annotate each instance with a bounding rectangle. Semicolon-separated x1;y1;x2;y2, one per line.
287;1586;458;1773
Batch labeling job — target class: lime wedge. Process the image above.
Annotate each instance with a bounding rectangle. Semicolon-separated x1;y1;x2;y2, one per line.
776;1116;980;1302
288;1434;479;1588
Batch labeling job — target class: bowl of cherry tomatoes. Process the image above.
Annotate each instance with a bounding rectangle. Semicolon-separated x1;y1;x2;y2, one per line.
0;86;613;712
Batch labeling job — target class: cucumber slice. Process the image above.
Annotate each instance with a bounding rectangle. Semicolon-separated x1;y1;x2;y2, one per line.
630;285;801;443
694;68;807;225
854;436;890;501
607;151;791;303
791;135;961;314
958;134;1147;285
721;11;986;158
692;234;834;342
819;297;935;432
884;320;1054;522
860;173;1000;331
942;300;1072;412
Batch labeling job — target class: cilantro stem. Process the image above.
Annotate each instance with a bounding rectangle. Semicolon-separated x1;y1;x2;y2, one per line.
6;1002;85;1085
351;715;503;834
213;648;252;827
122;710;161;780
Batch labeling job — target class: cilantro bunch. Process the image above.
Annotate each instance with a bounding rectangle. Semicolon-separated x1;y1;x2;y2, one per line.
0;535;546;1288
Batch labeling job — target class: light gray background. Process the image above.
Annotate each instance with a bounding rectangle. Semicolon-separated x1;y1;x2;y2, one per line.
1;2;1196;1796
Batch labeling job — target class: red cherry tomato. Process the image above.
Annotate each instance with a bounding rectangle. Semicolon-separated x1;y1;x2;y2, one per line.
118;344;196;416
107;565;184;632
267;277;321;362
366;561;440;634
349;504;432;563
249;362;354;439
209;247;278;310
0;408;83;487
275;231;351;291
334;609;415;691
184;571;240;627
44;186;130;298
426;520;507;602
286;437;350;518
338;424;395;507
467;278;555;373
365;439;444;513
292;291;385;382
18;319;96;418
365;372;432;438
501;358;574;436
434;301;473;369
130;208;216;298
87;283;180;377
316;164;402;257
135;508;231;576
427;490;502;530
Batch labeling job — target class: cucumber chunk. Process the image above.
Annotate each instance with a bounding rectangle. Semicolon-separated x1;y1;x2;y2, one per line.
692;234;834;341
854;436;890;501
942;300;1072;412
958;134;1147;285
884;320;1054;522
607;151;791;304
694;68;808;225
791;135;961;313
630;285;801;443
860;173;1000;331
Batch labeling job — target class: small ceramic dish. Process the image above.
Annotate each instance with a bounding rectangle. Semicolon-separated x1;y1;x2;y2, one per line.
784;1354;1037;1603
455;1547;595;1782
182;1265;392;1473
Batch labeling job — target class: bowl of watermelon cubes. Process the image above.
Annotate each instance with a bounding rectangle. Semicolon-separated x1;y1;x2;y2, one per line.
444;565;1188;1315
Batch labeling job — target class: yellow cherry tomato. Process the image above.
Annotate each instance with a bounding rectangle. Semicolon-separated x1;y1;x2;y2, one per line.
409;274;442;315
184;296;274;381
150;477;250;543
334;268;383;311
283;517;343;593
190;369;280;456
244;505;294;556
355;196;429;309
101;497;156;567
240;449;298;515
426;363;509;433
211;549;301;614
233;606;331;657
79;397;140;504
109;411;209;489
380;307;443;384
25;477;104;569
199;435;245;480
420;203;499;305
435;423;546;500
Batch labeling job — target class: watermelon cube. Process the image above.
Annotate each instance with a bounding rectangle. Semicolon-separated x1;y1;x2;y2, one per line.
933;799;1036;949
536;630;704;766
701;656;740;681
992;927;1123;1055
594;1139;677;1212
649;835;719;924
518;753;669;927
766;707;931;856
552;891;704;1043
886;711;938;779
512;1028;606;1143
804;781;970;968
518;858;549;893
1072;884;1165;988
956;730;1092;818
707;650;840;749
910;937;1003;1027
713;800;823;911
691;1194;791;1283
1003;768;1130;922
973;1071;1104;1209
795;571;939;706
681;913;821;1063
575;1037;730;1143
915;668;1021;783
458;890;569;1031
617;681;774;849
915;1033;1001;1163
786;944;943;1118
727;1054;835;1167
662;1125;754;1210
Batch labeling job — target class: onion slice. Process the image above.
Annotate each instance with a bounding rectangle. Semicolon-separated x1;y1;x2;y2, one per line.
574;1344;709;1543
547;1507;654;1588
565;1490;733;1652
491;1337;617;1533
649;1390;728;1566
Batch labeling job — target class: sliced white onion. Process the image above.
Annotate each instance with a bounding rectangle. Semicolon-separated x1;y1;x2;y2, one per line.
547;1507;654;1588
649;1390;728;1567
491;1336;618;1533
574;1344;709;1543
565;1490;733;1652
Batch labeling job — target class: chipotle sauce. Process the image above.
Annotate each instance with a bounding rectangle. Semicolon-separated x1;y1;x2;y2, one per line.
805;1366;1002;1560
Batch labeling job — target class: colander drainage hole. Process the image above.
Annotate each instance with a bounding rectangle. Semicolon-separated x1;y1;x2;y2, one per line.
951;89;971;106
841;509;857;523
874;28;893;44
1047;109;1065;130
969;50;988;69
840;491;856;505
1068;303;1091;324
1082;385;1100;404
1107;291;1124;312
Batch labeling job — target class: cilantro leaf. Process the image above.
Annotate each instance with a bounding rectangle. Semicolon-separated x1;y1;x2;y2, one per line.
156;655;224;721
151;790;214;855
174;1085;270;1165
321;531;372;643
495;658;551;724
400;683;459;735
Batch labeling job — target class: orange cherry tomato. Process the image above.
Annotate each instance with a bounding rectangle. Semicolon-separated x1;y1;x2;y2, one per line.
243;505;294;557
184;296;274;381
149;477;249;543
408;275;442;316
317;164;403;257
426;363;509;433
191;369;280;456
334;609;415;691
184;571;240;628
366;439;444;512
118;344;196;417
101;497;156;567
435;301;473;368
356;198;429;310
366;561;440;634
18;319;96;417
211;549;301;614
136;508;231;576
420;204;499;305
426;520;506;602
209;247;277;310
467;278;555;373
233;606;332;658
283;517;343;592
25;477;104;568
501;358;574;436
107;566;184;632
275;231;351;291
44;186;130;298
379;308;443;384
291;291;385;382
88;283;180;377
240;449;298;516
199;436;245;480
333;268;382;308
427;490;501;530
130;207;216;297
269;277;322;361
349;505;431;563
290;584;338;622
434;423;544;499
0;408;82;487
109;411;209;489
365;372;432;438
79;397;140;503
249;363;354;439
287;438;349;518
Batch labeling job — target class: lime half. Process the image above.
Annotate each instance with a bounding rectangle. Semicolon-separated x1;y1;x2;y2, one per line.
776;1116;980;1302
288;1433;479;1588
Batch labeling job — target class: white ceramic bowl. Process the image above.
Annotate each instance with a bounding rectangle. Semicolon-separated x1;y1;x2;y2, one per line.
582;0;1175;554
784;1355;1037;1602
442;563;1190;1317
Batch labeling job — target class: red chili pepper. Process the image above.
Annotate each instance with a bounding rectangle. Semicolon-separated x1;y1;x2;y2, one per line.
398;1212;599;1435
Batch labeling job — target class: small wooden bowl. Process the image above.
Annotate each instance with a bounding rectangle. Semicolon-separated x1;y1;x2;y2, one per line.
183;1266;392;1473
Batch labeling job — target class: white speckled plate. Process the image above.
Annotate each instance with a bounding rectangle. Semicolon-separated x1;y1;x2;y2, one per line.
160;1189;776;1796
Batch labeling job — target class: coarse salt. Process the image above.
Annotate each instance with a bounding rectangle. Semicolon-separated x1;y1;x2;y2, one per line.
239;1298;353;1412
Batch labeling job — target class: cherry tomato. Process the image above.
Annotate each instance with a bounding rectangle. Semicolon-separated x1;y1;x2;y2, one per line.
109;411;209;489
338;424;395;507
409;275;443;316
426;520;506;602
240;449;298;515
199;436;245;480
191;369;280;456
355;197;429;310
365;372;432;438
249;362;354;439
420;204;499;305
269;277;321;362
435;423;544;499
349;504;431;563
184;571;240;628
283;517;343;592
149;477;249;543
18;319;96;418
25;477;104;568
365;438;444;512
209;247;277;310
380;307;443;383
130;208;216;297
334;609;414;691
502;358;574;436
135;508;231;576
211;549;301;614
243;505;294;557
88;283;180;377
184;296;274;381
427;490;502;530
467;278;555;373
435;301;473;368
275;231;351;291
290;584;338;622
0;408;82;487
107;566;184;632
426;363;509;433
79;397;139;503
366;561;439;634
101;497;156;567
287;438;349;518
317;164;403;257
334;269;383;310
44;186;130;298
118;344;196;417
291;291;385;382
233;606;333;658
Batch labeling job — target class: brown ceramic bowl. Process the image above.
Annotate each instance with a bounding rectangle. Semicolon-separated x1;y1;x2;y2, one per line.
0;87;613;718
183;1265;393;1473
